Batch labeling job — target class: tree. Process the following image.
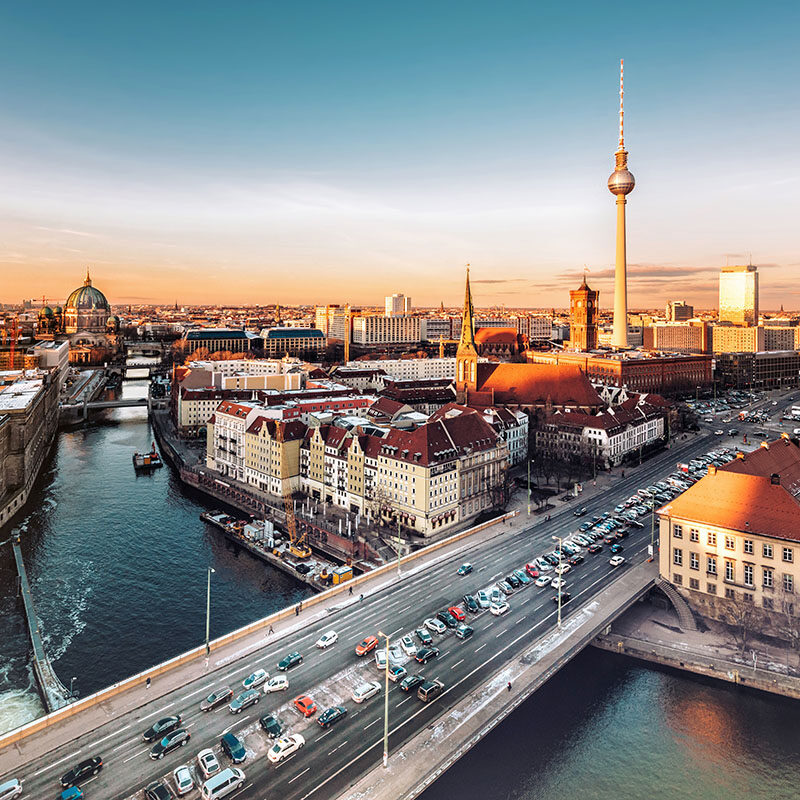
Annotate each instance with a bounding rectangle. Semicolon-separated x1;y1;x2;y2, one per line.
779;591;800;671
487;468;516;512
726;592;757;657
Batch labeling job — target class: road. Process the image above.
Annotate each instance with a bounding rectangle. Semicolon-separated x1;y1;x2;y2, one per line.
5;433;718;800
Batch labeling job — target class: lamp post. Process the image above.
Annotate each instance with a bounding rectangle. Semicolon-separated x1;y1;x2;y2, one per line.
69;676;77;699
527;458;531;515
205;567;215;655
377;630;390;767
396;517;402;576
551;535;563;629
648;505;655;562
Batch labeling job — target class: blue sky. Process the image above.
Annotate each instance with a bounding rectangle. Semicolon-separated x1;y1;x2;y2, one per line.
1;1;798;308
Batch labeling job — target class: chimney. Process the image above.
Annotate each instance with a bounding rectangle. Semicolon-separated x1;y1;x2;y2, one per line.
771;473;781;485
736;451;745;460
761;440;770;450
708;465;717;476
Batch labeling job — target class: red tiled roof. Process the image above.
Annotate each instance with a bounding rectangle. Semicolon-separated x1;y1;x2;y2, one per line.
475;363;602;408
474;327;519;345
216;400;254;418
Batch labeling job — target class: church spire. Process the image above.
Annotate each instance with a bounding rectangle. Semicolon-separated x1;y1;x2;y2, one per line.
84;267;92;287
456;264;478;401
458;264;477;355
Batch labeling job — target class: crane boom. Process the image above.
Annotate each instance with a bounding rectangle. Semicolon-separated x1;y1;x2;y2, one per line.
277;422;311;559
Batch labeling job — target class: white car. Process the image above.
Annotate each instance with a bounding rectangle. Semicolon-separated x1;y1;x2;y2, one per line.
554;564;572;576
263;675;289;694
490;601;510;616
609;555;626;567
197;748;221;779
424;618;447;634
534;574;551;587
267;734;305;764
476;590;491;608
535;559;553;572
551;577;567;590
315;630;338;649
400;635;417;656
375;649;388;670
173;765;194;796
352;680;381;703
243;668;269;690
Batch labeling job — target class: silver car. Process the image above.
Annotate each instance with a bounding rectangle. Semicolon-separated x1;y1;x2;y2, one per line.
229;689;260;714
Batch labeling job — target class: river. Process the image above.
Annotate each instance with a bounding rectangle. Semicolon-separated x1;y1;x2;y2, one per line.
0;374;798;799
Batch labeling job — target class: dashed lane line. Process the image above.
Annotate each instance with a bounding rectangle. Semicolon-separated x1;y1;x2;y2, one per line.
363;718;381;730
450;659;464;670
30;750;82;777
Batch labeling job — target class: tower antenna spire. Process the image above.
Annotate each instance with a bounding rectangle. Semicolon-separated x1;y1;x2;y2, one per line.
618;59;625;151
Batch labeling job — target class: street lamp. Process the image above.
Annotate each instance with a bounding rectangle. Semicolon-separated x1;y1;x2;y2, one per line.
69;676;77;699
551;536;563;629
377;630;391;767
205;567;216;655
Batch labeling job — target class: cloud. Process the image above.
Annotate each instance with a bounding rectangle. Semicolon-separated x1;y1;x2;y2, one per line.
35;226;103;239
472;278;527;284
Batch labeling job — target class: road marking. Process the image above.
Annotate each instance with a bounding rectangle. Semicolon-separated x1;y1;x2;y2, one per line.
396;697;412;707
363;718;381;730
289;767;311;784
123;748;149;763
221;716;250;735
327;739;348;756
141;703;175;720
475;643;487;652
515;616;526;624
112;739;135;752
450;659;464;670
495;630;505;638
183;682;216;700
389;626;403;637
87;724;130;749
30;749;82;776
397;604;412;613
314;730;333;742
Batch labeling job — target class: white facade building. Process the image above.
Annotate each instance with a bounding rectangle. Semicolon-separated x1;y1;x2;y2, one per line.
352;315;421;346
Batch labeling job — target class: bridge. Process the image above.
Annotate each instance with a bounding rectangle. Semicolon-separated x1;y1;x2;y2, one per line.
0;434;713;799
60;397;168;420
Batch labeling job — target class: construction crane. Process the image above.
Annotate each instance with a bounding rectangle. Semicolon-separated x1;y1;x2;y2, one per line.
276;423;311;560
437;335;460;358
8;314;20;369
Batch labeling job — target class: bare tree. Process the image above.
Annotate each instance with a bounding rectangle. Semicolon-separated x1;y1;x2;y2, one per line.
779;591;800;671
726;592;757;657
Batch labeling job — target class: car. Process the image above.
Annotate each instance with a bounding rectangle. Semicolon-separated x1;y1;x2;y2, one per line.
462;594;480;613
264;675;289;694
417;679;445;703
455;623;474;640
579;521;593;531
554;564;571;576
573;507;587;516
489;587;503;604
415;627;433;645
728;428;739;436
550;577;567;590
400;634;418;656
457;562;473;576
0;779;22;800
513;569;532;586
525;563;540;578
425;617;447;634
568;554;584;566
476;590;491;608
315;630;338;649
542;553;559;566
388;665;408;682
259;714;283;738
267;734;306;764
352;680;381;703
610;543;624;554
375;648;388;670
150;728;190;759
437;610;459;628
278;651;303;671
534;574;551;587
572;535;590;546
505;574;521;589
220;731;247;764
415;646;441;663
448;605;466;621
318;705;348;728
604;535;616;545
143;716;182;742
553;592;572;603
230;687;261;714
498;580;514;596
144;782;172;800
197;749;222;779
356;635;379;656
400;674;426;693
628;519;644;529
200;687;233;712
587;543;603;553
243;669;269;690
490;601;510;616
61;757;103;787
610;555;626;567
535;558;553;572
293;694;317;717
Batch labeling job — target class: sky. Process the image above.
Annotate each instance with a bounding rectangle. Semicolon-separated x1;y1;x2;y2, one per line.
0;1;798;310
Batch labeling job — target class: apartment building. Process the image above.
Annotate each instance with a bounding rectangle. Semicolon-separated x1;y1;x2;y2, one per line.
244;418;305;496
345;358;456;382
351;315;421;346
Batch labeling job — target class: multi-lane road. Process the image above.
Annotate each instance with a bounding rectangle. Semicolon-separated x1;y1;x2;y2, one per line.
4;433;719;800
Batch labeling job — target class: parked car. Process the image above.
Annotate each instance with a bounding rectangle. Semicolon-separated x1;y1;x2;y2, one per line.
400;634;418;656
425;617;447;634
525;563;540;578
463;594;480;613
220;732;246;764
448;606;466;621
534;574;551;587
229;689;261;713
476;590;491;608
259;714;283;738
388;665;408;683
352;681;381;703
172;766;194;796
143;782;172;800
490;601;510;616
513;569;532;586
415;627;433;645
267;734;305;764
505;574;521;589
197;749;221;779
498;580;514;596
436;610;459;628
293;695;317;717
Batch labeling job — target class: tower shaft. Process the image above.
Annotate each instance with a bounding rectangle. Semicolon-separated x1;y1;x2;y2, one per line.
612;195;628;347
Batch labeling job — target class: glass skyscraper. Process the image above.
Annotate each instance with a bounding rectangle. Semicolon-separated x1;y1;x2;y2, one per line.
719;264;759;326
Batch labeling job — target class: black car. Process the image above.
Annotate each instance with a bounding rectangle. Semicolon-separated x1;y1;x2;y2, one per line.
415;646;440;664
144;781;174;800
573;507;587;517
200;686;233;712
400;674;426;693
142;715;182;742
415;627;433;646
317;705;348;729
278;651;303;671
220;732;246;763
568;554;584;566
552;592;572;604
61;756;103;787
505;574;521;589
462;594;479;613
259;714;283;738
150;728;190;759
436;610;458;629
543;554;559;567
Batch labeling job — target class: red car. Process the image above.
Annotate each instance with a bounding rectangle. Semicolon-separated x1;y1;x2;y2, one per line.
355;636;378;656
525;563;540;578
293;695;317;717
447;606;466;622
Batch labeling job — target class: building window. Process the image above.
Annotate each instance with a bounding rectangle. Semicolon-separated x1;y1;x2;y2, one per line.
673;573;683;585
763;568;774;589
743;539;754;555
783;547;794;563
707;531;717;546
763;597;774;610
689;577;700;590
707;555;717;575
725;560;735;582
784;574;794;593
707;582;717;595
743;593;753;604
763;543;774;559
690;553;699;571
673;524;683;539
690;529;699;543
724;536;735;551
725;587;736;599
743;564;754;587
673;548;683;566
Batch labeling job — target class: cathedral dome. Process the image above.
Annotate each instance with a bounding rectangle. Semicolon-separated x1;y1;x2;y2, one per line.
66;270;110;311
38;305;54;318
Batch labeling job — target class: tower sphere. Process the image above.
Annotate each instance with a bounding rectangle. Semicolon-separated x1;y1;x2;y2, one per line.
608;168;635;195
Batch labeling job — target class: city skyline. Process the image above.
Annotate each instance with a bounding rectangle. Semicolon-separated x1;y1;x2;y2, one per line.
1;1;799;308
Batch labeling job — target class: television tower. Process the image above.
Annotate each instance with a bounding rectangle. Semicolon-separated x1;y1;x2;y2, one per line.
608;59;635;348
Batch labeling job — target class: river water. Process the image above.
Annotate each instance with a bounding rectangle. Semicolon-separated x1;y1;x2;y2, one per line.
1;376;799;799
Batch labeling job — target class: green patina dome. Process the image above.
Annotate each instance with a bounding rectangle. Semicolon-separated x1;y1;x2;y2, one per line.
66;270;110;311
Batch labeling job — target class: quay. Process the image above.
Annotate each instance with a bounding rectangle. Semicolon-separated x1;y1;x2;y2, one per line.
10;537;72;713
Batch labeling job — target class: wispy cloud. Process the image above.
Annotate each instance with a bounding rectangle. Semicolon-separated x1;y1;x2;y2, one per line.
35;226;103;239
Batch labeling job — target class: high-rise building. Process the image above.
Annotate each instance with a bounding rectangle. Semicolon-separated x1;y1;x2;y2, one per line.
568;277;599;351
666;301;694;322
608;60;635;348
385;293;411;317
719;265;759;326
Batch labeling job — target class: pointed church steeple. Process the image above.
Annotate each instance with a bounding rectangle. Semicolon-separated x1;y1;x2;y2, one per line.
456;265;479;401
458;265;477;354
84;268;92;287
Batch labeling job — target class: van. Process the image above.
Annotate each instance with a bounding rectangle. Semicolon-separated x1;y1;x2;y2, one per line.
417;679;444;703
200;767;245;799
0;779;22;800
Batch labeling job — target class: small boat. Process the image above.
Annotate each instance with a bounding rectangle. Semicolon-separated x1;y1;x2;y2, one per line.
133;442;163;471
